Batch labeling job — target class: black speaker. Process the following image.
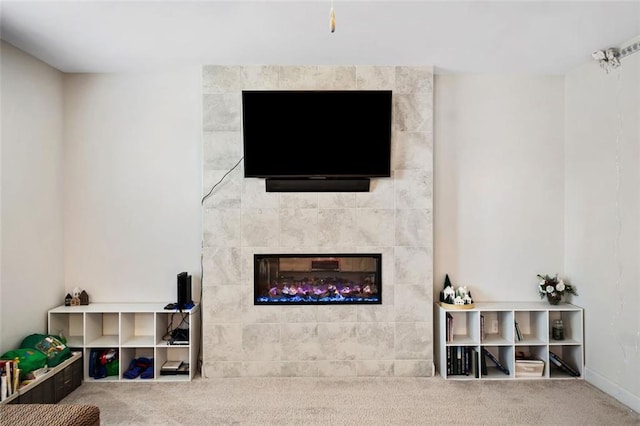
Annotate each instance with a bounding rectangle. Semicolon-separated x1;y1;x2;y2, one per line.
177;272;193;309
265;178;370;192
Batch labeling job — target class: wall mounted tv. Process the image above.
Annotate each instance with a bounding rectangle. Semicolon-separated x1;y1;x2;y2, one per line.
241;90;392;192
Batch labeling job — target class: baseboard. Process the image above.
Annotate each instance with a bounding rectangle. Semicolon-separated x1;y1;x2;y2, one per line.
585;366;640;413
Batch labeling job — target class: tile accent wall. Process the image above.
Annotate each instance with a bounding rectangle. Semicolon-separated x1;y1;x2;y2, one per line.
201;65;433;377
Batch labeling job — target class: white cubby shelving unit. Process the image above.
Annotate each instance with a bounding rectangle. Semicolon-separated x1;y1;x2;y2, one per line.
48;303;200;382
435;301;583;380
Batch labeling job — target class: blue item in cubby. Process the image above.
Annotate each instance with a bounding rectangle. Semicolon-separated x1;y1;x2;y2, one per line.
123;357;153;379
140;362;154;379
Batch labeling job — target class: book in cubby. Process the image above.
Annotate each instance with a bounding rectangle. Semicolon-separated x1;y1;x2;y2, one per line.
446;346;476;377
482;347;511;376
549;350;580;377
446;313;454;342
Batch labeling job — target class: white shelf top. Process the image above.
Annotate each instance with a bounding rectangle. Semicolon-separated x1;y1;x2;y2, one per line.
437;301;582;312
49;302;199;314
121;335;155;347
86;335;119;347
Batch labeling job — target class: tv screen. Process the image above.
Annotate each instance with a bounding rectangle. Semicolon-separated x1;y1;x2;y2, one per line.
242;90;392;178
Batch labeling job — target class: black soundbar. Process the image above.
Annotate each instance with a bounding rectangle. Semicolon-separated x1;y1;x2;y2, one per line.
265;178;370;192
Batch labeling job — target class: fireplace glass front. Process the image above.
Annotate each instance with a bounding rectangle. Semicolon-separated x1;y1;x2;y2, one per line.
254;254;382;305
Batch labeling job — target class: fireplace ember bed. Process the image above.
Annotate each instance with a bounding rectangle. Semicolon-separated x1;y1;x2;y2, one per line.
254;254;382;305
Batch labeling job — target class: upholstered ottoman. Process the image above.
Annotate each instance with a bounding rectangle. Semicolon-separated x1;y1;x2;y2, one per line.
0;404;100;426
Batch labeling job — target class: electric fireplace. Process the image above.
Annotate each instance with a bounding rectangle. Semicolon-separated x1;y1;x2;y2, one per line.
254;254;382;305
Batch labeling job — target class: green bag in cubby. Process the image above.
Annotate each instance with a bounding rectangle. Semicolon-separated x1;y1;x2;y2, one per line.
20;333;71;368
105;359;119;376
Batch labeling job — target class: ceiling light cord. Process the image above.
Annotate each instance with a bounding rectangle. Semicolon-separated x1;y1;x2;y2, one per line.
330;1;336;33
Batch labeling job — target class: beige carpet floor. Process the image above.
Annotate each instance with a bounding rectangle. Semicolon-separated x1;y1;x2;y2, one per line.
61;375;639;425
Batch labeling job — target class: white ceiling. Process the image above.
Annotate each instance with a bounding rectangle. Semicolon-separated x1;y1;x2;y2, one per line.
1;1;639;74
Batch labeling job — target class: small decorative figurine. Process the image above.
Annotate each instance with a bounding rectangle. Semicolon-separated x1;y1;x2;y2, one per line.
64;293;72;306
80;290;89;305
70;286;82;306
440;274;474;309
440;274;455;304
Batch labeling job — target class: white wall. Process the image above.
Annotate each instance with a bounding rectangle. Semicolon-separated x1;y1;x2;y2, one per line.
0;41;64;352
63;69;203;303
434;75;565;302
564;53;640;412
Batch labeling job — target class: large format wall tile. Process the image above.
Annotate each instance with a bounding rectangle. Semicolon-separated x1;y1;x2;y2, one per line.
203;131;243;170
395;169;433;209
357;322;394;359
241;66;279;90
203;247;242;285
281;323;321;361
203;93;241;131
395;322;432;359
241;209;280;247
203;208;241;247
202;66;433;377
279;208;319;247
203;66;243;93
204;285;243;323
395;209;433;247
356;66;395;90
203;323;244;362
202;168;242;209
318;323;358;360
356;209;395;246
393;131;433;171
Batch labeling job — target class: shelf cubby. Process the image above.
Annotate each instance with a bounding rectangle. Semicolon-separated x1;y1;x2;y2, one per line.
513;310;547;344
121;312;155;347
48;312;84;348
481;345;513;379
549;345;583;379
155;346;190;382
548;309;583;344
480;310;513;345
84;347;120;382
446;311;479;345
85;313;119;347
120;347;155;380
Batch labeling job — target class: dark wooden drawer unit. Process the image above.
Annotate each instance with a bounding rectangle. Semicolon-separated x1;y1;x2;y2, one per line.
1;352;83;405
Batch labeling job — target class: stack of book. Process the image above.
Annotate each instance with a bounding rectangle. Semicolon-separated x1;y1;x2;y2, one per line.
514;321;523;341
446;346;481;377
0;358;21;401
160;360;189;376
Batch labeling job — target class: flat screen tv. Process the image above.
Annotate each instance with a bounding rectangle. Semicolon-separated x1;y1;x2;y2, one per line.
242;90;392;180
